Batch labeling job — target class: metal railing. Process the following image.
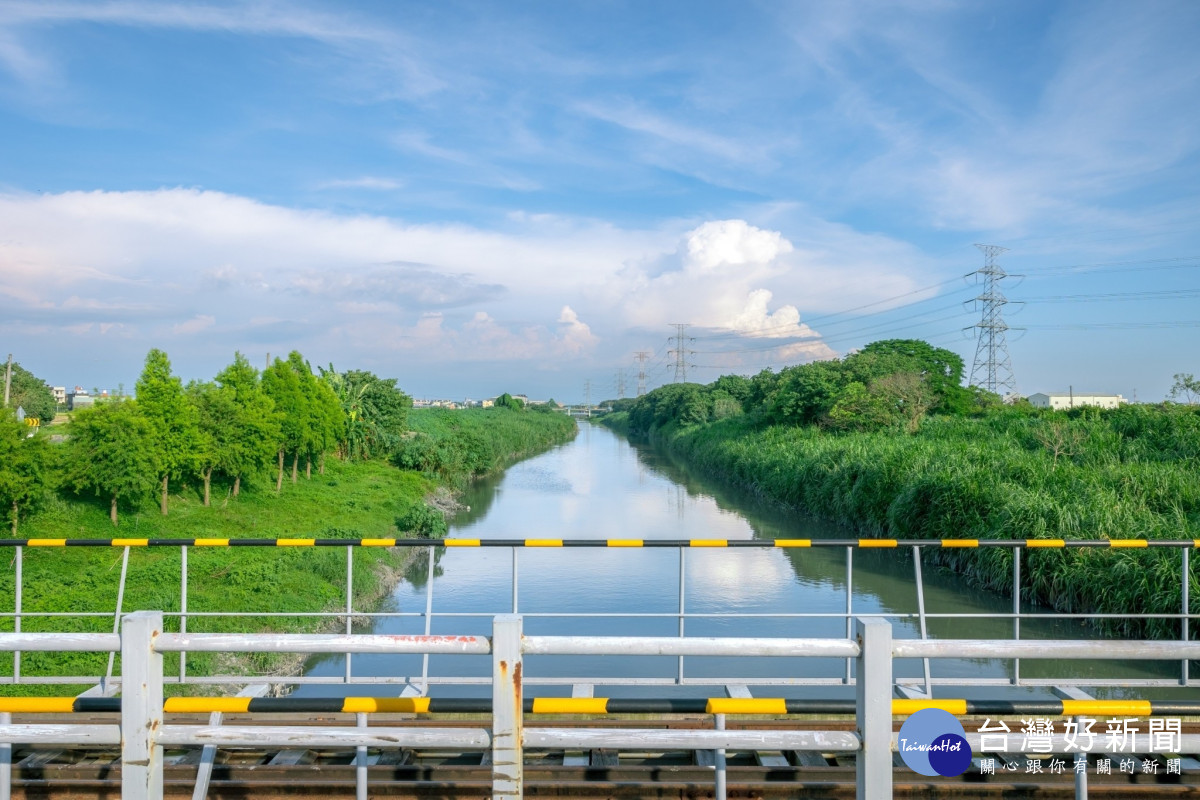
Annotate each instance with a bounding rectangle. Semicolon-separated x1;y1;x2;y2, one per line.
1;612;1199;800
1;538;1195;692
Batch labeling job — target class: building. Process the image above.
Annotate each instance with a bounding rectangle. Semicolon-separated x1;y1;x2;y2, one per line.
67;387;94;411
52;387;66;406
1027;392;1125;410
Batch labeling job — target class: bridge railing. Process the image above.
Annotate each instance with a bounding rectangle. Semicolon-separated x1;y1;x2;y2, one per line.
1;538;1195;692
3;612;1200;800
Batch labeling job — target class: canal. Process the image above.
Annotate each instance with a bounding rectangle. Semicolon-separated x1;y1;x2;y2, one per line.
300;422;1179;698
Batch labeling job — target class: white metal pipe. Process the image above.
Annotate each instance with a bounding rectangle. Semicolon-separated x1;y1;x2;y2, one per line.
525;729;860;751
158;725;492;749
345;546;354;684
106;546;130;679
0;725;121;745
156;633;491;654
523;636;860;657
677;547;686;684
713;713;726;800
179;545;187;684
355;712;367;800
893;639;1200;659
0;633;119;652
12;548;20;684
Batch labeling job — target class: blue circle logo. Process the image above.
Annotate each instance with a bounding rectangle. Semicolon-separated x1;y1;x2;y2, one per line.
897;708;972;776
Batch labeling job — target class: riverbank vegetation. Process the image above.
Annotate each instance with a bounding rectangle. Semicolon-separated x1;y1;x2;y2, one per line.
602;339;1200;638
0;351;577;689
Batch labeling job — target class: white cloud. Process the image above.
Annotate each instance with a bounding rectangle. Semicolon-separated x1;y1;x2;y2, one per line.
316;177;404;191
171;314;215;335
556;305;597;354
0;189;939;389
0;0;445;96
684;220;794;274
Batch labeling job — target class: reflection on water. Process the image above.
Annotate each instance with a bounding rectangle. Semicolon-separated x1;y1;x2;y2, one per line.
300;423;1185;699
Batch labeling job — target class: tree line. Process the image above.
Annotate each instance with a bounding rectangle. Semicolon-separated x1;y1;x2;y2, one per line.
1;350;414;530
613;339;992;436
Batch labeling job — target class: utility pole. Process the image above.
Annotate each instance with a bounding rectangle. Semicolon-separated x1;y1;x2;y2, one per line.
668;324;695;383
3;354;11;408
634;351;650;396
966;245;1019;398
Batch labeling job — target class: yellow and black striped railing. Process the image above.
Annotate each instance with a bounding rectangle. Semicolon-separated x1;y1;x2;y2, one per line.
0;537;1193;549
4;696;1197;717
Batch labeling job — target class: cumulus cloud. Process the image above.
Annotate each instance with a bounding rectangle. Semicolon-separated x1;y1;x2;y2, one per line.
556;305;597;354
684;220;794;273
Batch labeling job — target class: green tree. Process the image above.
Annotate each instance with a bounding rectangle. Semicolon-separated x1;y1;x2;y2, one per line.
136;349;200;515
1170;373;1199;404
768;360;847;425
5;362;56;423
214;353;282;496
67;402;159;526
309;377;344;476
872;372;935;433
262;356;307;493
858;339;971;413
0;409;49;535
318;367;412;461
495;393;525;411
187;380;233;506
825;381;896;432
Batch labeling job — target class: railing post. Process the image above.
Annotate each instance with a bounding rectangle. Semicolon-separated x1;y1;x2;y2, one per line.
345;545;354;684
677;547;686;684
493;614;523;800
106;546;131;679
421;544;436;691
912;546;932;696
1183;546;1191;686
844;546;853;684
179;545;187;684
13;546;21;684
1012;545;1022;684
714;713;727;800
855;616;891;800
122;610;163;800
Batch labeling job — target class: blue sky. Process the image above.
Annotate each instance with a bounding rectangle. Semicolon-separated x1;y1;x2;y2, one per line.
1;1;1198;402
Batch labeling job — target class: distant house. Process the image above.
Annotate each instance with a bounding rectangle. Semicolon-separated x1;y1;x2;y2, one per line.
52;386;66;406
1028;392;1125;410
67;390;94;411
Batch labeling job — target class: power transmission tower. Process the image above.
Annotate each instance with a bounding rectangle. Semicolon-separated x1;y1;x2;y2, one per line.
668;324;695;383
966;244;1020;398
634;351;650;396
616;370;626;399
583;379;591;416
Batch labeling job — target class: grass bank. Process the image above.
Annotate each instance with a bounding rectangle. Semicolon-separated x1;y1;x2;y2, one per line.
602;405;1200;638
2;408;577;690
